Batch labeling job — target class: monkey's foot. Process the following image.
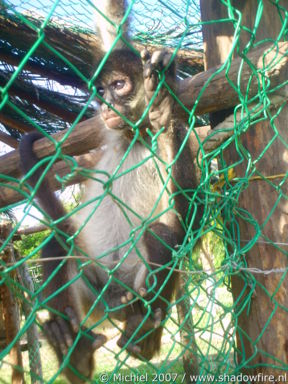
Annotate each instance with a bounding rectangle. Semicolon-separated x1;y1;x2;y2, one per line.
141;49;176;130
43;307;107;356
117;308;163;359
43;307;107;383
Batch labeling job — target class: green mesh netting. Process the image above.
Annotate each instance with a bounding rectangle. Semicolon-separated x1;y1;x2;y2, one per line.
0;0;288;383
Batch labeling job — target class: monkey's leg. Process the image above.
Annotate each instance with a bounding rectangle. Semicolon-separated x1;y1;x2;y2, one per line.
41;238;106;383
117;222;178;360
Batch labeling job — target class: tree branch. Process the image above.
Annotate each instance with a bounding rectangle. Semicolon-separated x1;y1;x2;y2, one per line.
0;131;18;149
0;113;34;133
178;41;288;113
0;151;102;208
0;115;104;179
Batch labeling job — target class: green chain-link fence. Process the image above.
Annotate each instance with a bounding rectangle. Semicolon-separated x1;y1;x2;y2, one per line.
0;0;288;383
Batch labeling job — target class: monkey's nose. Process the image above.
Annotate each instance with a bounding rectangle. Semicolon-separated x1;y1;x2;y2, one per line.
102;102;114;112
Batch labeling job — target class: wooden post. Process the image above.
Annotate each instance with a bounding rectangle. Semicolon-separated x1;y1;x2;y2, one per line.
16;256;43;384
200;0;288;380
0;223;25;384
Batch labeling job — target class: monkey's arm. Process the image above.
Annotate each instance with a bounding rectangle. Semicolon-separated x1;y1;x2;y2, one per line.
141;49;202;231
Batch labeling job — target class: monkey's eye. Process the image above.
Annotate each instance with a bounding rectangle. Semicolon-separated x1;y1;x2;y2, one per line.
97;87;105;98
113;80;125;90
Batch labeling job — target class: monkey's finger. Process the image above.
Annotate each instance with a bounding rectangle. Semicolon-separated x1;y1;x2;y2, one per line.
140;49;151;64
144;53;173;95
65;307;80;333
162;52;172;68
126;343;141;355
56;317;74;347
117;336;141;355
144;50;172;80
138;287;147;297
120;291;134;304
151;50;172;71
43;321;58;349
153;308;162;328
50;321;69;355
91;333;107;350
81;328;107;351
144;69;159;95
143;62;154;79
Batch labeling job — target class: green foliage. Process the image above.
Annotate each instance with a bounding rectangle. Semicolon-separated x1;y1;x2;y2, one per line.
14;231;48;259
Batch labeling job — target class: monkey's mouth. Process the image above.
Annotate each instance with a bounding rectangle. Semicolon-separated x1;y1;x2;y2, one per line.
102;111;124;129
105;116;124;129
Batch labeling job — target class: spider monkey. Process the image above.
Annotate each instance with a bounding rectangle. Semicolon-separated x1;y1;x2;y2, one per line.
19;1;201;383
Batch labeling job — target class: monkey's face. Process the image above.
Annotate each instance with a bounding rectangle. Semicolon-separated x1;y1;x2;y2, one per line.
96;71;136;130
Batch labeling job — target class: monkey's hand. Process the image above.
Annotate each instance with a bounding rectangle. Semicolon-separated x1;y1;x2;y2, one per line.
141;49;176;130
43;307;106;383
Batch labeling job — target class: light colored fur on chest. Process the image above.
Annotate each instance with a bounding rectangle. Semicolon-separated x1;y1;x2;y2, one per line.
74;131;163;285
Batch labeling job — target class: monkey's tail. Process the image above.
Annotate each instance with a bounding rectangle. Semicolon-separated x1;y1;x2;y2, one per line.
19;132;67;223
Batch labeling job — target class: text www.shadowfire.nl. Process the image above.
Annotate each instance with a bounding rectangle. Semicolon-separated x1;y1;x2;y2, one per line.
99;372;287;383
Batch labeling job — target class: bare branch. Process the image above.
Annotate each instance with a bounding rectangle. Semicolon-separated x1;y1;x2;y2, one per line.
0;151;102;208
0;131;18;149
0;115;104;179
178;42;288;113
